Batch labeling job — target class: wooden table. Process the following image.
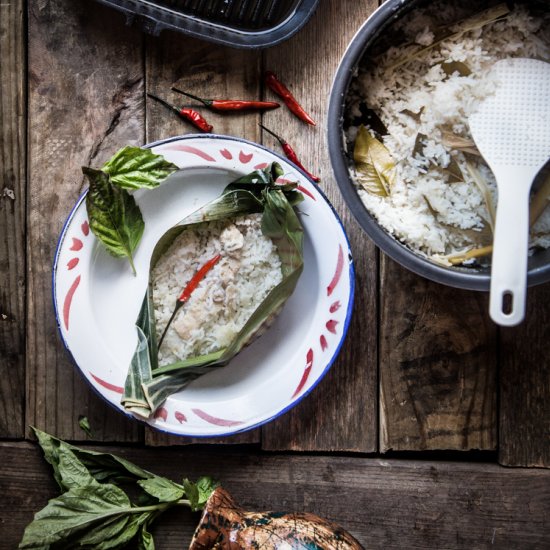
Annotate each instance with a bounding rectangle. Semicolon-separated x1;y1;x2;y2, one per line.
1;0;549;547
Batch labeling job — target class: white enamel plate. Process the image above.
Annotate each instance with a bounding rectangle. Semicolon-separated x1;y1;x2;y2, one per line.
53;136;354;437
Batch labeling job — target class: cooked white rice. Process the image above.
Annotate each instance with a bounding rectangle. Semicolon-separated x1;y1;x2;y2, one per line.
348;3;550;265
153;214;282;365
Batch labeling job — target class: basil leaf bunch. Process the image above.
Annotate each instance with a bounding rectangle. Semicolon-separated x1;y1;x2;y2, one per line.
19;428;219;549
122;162;305;418
83;146;179;275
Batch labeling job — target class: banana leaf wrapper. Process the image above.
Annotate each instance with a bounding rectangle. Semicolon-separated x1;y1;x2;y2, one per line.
122;163;305;418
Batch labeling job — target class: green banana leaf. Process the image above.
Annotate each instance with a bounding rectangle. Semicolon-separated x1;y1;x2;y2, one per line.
122;163;305;418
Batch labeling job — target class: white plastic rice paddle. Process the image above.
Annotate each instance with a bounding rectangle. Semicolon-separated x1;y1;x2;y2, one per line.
469;58;550;326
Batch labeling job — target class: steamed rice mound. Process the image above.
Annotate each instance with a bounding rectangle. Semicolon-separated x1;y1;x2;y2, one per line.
348;3;550;265
152;214;282;366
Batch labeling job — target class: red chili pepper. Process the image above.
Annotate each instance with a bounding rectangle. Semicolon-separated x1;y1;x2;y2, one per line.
158;253;222;350
147;93;213;133
259;124;320;183
264;71;316;126
178;254;222;303
171;87;280;112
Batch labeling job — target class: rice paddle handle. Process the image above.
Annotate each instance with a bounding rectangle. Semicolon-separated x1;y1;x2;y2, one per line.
489;167;533;326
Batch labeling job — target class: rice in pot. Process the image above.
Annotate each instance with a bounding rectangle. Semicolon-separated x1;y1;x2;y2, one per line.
152;214;282;366
348;2;550;266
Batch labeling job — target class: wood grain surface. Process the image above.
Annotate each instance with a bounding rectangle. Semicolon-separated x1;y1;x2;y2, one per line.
2;441;549;550
379;259;497;451
499;282;550;467
260;0;379;453
0;0;26;438
1;1;550;547
26;0;144;441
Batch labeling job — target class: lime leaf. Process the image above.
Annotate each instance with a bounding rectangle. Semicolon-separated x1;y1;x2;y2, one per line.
354;125;396;197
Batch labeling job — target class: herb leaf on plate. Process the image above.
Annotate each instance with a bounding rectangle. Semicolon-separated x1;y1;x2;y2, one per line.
354;125;396;197
101;146;178;190
84;167;144;275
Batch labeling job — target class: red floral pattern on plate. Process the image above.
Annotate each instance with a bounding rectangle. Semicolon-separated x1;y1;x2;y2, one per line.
89;372;124;394
161;144;216;162
154;407;168;422
70;238;83;251
239;151;253;164
327;244;344;296
292;349;314;398
192;408;243;427
175;411;187;423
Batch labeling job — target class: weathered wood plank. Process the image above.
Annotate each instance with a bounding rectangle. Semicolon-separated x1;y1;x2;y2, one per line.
0;0;26;437
144;30;262;445
499;282;550;467
380;258;497;451
2;441;549;549
261;0;379;453
26;0;144;441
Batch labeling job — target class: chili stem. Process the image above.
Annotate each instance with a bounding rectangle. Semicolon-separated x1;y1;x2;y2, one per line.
259;123;320;183
171;87;210;107
259;123;285;146
147;93;213;132
157;307;178;351
147;93;180;116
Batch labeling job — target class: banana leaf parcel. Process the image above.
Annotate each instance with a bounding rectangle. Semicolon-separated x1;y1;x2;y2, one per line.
122;163;304;418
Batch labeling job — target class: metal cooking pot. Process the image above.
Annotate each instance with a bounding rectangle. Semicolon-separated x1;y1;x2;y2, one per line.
327;0;550;291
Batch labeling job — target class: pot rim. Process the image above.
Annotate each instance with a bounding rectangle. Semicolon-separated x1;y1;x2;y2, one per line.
327;0;550;291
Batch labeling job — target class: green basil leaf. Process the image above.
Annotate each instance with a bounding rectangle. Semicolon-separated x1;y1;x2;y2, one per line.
101;146;178;190
56;449;100;491
354;125;396;197
182;479;200;512
32;428;155;486
84;167;144;275
78;415;93;437
86;511;152;550
76;515;131;548
138;477;185;503
194;477;220;508
18;483;131;548
182;477;219;512
138;524;155;550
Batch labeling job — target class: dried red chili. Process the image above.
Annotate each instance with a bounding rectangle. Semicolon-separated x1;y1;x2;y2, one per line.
147;93;213;133
259;124;320;183
171;87;280;112
264;71;316;126
158;253;222;349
